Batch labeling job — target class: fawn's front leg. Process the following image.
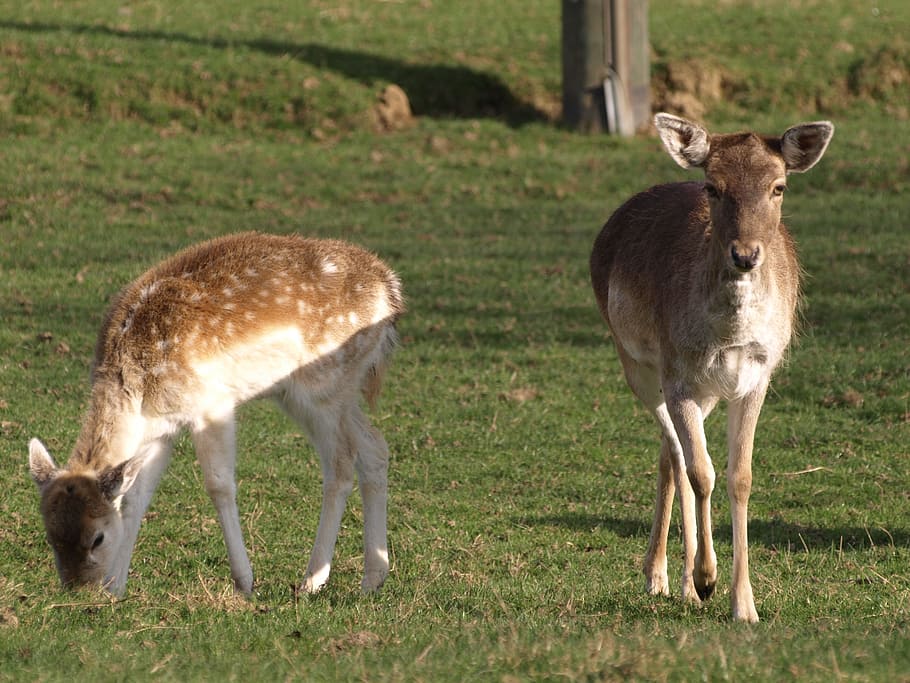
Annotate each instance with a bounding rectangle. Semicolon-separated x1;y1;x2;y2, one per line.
193;413;254;595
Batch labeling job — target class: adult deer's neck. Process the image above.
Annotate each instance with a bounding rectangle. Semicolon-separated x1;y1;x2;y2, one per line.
699;222;797;346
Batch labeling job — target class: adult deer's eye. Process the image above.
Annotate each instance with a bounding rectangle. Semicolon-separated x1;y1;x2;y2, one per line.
772;184;787;197
91;533;104;550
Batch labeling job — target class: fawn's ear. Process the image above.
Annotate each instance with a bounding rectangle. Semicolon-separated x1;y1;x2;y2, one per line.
654;112;711;169
781;121;834;173
28;438;59;491
97;454;147;503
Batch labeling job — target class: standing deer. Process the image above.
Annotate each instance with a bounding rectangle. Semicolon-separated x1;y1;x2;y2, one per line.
590;113;833;622
28;232;403;597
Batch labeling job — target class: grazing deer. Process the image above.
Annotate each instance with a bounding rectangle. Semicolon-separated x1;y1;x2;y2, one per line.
590;113;833;622
28;232;403;597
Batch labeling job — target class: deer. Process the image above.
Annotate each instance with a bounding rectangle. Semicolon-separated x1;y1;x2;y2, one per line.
27;231;404;598
590;113;833;622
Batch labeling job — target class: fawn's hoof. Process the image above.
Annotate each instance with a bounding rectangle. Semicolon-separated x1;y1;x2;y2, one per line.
361;570;388;593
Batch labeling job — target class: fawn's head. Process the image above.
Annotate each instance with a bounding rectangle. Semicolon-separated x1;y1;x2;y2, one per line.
28;439;143;594
654;113;833;273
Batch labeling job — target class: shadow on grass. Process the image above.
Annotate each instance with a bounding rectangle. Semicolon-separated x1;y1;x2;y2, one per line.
524;511;910;551
0;20;549;127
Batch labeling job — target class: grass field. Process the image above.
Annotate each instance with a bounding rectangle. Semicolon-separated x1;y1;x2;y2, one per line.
1;1;909;680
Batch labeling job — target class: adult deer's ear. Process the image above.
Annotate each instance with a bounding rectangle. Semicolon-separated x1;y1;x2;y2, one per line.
29;439;59;491
654;112;711;169
781;121;834;173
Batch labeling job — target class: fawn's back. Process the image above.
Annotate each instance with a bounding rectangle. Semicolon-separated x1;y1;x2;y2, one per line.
93;232;403;420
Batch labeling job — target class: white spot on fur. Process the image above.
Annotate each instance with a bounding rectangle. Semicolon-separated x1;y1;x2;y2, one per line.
370;298;392;325
316;339;342;356
139;282;159;301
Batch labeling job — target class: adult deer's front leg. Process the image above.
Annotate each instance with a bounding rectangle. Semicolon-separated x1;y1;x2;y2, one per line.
726;387;767;623
666;393;717;602
652;402;700;603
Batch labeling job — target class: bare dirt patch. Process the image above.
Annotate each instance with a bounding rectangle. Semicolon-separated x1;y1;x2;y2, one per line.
651;60;737;121
848;44;910;119
373;84;414;131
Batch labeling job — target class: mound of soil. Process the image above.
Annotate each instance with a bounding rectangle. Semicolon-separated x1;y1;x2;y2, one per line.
849;44;910;118
374;84;414;131
651;60;734;121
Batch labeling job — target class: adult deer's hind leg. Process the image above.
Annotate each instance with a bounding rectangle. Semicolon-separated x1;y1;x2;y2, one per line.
613;344;690;600
643;434;676;596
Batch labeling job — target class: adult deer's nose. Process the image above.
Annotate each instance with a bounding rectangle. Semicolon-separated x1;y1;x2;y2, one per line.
730;241;763;271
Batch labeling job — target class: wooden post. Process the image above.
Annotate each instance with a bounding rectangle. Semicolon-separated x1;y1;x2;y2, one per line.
562;0;650;135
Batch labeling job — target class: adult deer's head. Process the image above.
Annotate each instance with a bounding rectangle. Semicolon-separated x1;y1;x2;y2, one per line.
654;113;833;274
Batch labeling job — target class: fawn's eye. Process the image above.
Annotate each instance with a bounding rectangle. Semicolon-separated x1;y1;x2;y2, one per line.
91;533;104;550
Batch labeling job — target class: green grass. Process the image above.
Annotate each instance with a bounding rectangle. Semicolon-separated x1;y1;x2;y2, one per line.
1;1;909;680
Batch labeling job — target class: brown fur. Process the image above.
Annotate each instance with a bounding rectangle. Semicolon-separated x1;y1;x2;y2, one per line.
73;232;403;470
590;114;833;622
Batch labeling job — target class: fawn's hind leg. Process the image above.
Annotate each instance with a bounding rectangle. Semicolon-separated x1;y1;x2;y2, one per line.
348;405;390;592
281;391;354;594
